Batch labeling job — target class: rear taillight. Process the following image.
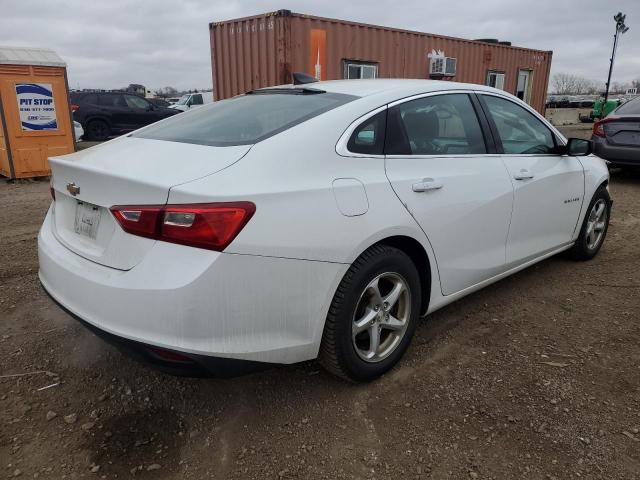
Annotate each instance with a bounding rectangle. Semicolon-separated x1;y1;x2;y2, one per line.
593;116;619;138
110;202;255;251
71;104;79;113
592;120;606;138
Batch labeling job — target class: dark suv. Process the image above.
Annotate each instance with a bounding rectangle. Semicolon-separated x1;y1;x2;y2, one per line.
71;92;179;141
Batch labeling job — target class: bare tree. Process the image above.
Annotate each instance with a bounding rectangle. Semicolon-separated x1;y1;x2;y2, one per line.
552;73;603;95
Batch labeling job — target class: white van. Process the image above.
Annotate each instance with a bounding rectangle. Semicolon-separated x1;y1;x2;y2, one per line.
169;91;214;112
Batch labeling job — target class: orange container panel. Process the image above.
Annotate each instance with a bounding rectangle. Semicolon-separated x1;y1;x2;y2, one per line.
0;47;75;179
210;11;553;113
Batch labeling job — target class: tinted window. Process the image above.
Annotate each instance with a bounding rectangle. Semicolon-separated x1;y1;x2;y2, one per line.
134;91;357;147
125;95;150;109
615;96;640;115
98;94;127;107
191;94;203;105
347;111;386;155
79;94;98;105
386;94;486;155
482;95;555;154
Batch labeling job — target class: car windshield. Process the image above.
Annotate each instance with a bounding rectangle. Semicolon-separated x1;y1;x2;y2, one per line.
615;96;640;115
133;90;357;146
175;94;191;105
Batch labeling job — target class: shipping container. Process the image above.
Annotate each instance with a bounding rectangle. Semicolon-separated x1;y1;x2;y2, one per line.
0;46;75;179
210;10;553;113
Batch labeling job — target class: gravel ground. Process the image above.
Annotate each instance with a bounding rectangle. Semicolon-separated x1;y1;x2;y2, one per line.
1;131;639;479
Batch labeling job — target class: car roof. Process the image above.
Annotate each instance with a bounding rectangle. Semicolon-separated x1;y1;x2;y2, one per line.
300;79;502;97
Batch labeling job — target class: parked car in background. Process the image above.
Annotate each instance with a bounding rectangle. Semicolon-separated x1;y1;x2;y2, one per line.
166;97;180;105
592;95;640;169
73;120;83;141
70;92;179;141
41;79;610;382
169;91;214;112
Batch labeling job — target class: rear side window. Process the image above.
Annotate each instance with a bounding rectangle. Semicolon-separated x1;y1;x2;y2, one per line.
134;91;357;146
615;96;640;114
481;95;555;154
386;93;486;155
347;111;386;155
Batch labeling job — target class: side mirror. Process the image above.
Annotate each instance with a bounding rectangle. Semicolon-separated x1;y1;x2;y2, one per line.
566;138;593;156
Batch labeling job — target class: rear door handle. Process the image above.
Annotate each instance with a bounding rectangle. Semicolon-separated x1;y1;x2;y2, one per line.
513;169;535;180
412;178;443;192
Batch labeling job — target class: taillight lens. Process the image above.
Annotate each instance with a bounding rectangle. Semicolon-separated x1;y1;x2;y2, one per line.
593;116;619;138
110;202;255;251
592;120;606;138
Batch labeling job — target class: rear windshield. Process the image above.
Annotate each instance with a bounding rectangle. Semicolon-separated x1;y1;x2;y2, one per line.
615;96;640;115
133;90;357;146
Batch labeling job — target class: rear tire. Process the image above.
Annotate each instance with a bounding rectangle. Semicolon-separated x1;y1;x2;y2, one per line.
319;244;421;382
568;186;611;260
85;119;110;141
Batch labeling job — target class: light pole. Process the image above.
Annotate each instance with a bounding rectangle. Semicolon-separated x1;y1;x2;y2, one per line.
602;12;629;115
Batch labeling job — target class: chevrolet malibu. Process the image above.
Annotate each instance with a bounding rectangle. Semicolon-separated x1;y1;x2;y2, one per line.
39;79;611;382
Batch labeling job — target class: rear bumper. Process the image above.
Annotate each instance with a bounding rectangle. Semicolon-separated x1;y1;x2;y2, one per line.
592;136;640;166
38;207;346;367
41;284;270;377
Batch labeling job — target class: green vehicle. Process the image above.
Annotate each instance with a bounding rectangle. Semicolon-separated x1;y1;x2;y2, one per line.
588;95;621;121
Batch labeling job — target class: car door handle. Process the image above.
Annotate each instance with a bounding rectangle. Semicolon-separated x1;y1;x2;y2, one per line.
513;169;535;180
412;178;443;192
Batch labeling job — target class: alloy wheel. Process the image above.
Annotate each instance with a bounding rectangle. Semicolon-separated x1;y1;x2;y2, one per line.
351;272;411;363
586;198;608;250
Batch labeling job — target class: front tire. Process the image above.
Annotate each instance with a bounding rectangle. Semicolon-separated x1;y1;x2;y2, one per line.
319;245;421;382
568;186;611;260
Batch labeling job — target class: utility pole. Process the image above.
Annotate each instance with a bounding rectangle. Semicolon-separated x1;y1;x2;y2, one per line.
602;12;629;116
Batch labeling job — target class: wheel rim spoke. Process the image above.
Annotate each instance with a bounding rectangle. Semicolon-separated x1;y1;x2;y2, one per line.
353;308;377;337
381;314;405;331
367;277;383;306
382;280;404;309
366;325;381;359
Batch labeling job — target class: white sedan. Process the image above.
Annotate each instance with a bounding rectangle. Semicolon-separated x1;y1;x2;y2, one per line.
39;79;610;381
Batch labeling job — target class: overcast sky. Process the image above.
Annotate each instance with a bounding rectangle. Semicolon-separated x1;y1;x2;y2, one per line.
2;0;637;92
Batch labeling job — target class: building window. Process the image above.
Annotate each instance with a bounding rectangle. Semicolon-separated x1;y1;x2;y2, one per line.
486;71;505;90
343;61;378;79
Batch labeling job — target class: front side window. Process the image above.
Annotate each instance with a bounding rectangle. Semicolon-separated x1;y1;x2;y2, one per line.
125;95;150;109
344;61;378;79
386;93;487;155
481;95;555;154
134;91;357;146
98;94;127;107
347;111;386;155
191;94;204;105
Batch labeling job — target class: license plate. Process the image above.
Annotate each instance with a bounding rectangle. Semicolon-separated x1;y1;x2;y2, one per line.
74;201;101;239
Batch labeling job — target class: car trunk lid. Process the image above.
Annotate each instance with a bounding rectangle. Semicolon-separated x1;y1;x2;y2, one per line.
49;137;251;270
604;116;640;146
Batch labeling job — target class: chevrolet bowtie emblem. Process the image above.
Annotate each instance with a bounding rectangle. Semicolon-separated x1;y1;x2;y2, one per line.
66;182;80;196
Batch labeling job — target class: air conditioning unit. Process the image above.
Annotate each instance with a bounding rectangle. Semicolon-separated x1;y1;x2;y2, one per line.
428;50;457;77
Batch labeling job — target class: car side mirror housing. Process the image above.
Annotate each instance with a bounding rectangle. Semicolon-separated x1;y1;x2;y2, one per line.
566;138;593;156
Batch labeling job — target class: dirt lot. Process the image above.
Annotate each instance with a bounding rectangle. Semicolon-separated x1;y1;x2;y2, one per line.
1;134;639;479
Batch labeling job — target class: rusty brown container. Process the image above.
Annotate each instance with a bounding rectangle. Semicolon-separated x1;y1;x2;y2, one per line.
210;10;552;113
